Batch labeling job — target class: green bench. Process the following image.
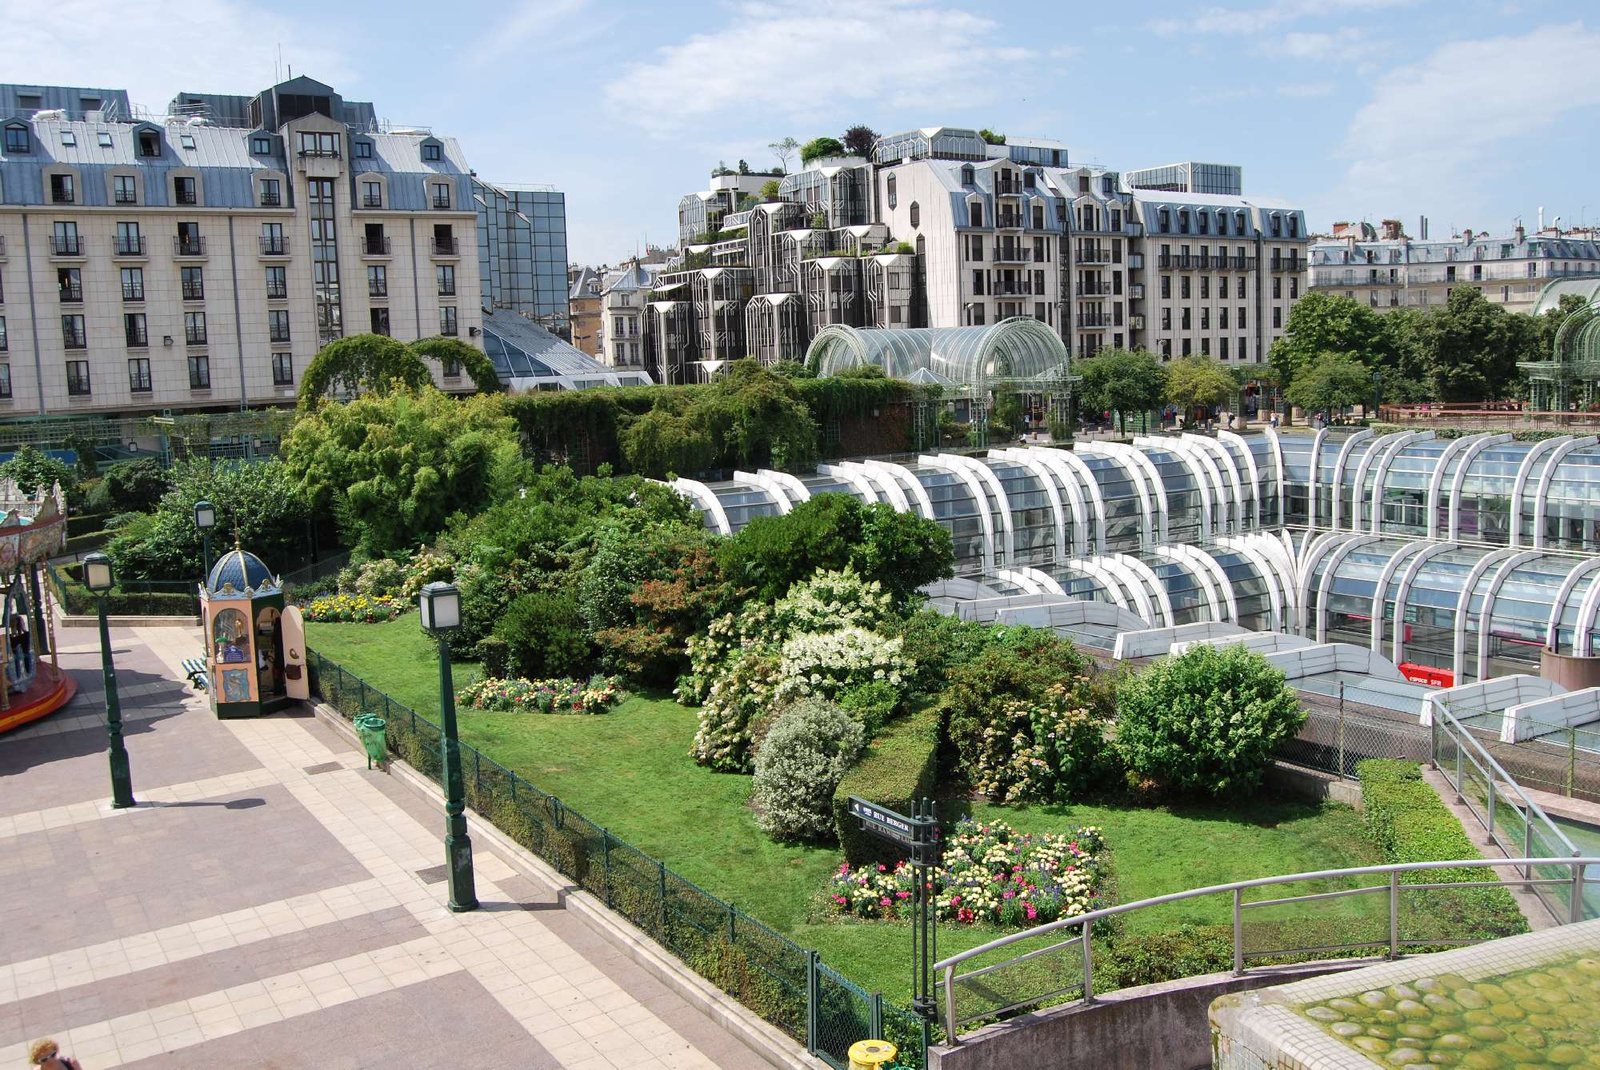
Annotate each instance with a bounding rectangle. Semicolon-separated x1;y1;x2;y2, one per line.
181;657;209;691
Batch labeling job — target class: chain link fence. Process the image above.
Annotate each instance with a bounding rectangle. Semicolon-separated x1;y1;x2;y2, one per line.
308;650;931;1069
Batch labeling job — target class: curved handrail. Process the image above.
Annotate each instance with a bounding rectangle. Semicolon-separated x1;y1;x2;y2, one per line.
936;855;1600;1039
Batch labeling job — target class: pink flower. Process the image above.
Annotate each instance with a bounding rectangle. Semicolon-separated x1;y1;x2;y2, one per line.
1003;891;1015;899
833;896;846;905
950;895;961;905
1025;904;1038;920
877;864;887;872
880;897;892;907
896;891;911;899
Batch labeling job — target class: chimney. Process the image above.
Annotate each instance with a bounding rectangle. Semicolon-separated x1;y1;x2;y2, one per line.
1538;206;1545;231
1515;224;1525;243
1381;219;1402;241
1419;215;1429;240
1463;228;1473;243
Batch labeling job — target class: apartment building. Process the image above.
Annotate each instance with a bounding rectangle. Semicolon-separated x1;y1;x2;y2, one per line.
601;260;658;372
474;181;569;337
568;265;603;357
1310;219;1600;314
0;76;482;416
639;126;1307;385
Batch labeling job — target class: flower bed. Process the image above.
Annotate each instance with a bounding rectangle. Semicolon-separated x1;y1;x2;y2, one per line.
302;592;405;623
459;674;624;715
829;819;1105;927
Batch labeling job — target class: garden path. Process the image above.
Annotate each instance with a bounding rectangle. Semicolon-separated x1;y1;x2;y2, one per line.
0;622;787;1070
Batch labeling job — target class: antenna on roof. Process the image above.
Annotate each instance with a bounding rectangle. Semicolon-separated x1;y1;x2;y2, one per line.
275;44;282;85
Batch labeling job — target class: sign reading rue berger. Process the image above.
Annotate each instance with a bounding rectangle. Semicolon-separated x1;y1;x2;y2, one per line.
848;797;927;846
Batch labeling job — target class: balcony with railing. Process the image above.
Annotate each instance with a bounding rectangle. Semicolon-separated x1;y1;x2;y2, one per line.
431;237;459;257
1272;255;1306;272
58;283;83;303
362;194;382;208
114;190;138;205
182;282;204;301
125;326;148;348
174;189;198;206
121;282;144;301
996;212;1025;230
173;236;207;257
993;178;1024;196
112;236;145;257
185;326;207;346
993;279;1035;296
267;282;289;300
431;194;452;210
1076;281;1113;296
261;191;282;207
367;280;387;298
50;236;84;257
1129;283;1145;299
1076;248;1113;264
258;236;290;257
993;245;1031;263
361;236;391;257
1228;255;1258;271
1077;313;1111;328
63;327;87;349
50;186;75;205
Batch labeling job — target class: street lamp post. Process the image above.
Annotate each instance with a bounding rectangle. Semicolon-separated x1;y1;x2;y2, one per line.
1371;370;1383;422
419;581;477;912
194;499;216;580
83;552;134;809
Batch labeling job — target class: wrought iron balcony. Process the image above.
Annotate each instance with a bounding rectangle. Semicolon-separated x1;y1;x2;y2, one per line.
1077;282;1112;296
431;195;452;210
267;284;289;300
174;236;206;257
260;192;282;207
431;237;459;256
113;236;145;257
993;178;1025;195
122;283;145;301
50;236;84;256
114;190;138;204
185;328;207;346
58;283;83;302
125;328;148;347
182;282;204;300
174;189;198;205
1076;249;1113;264
1272;256;1306;272
259;237;289;256
993;245;1031;263
362;194;382;208
362;237;391;256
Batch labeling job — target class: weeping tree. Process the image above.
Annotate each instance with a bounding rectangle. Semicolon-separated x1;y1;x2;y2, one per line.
298;333;500;411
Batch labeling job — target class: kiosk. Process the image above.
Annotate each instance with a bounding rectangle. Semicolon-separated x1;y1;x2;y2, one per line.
200;544;303;718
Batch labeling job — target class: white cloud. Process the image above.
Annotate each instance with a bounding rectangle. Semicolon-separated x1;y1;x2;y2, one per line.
1272;28;1364;60
1152;0;1412;36
603;0;1033;136
5;0;351;114
476;0;619;64
1332;21;1600;221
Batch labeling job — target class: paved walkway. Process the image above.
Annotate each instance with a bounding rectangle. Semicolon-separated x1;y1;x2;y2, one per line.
0;623;785;1070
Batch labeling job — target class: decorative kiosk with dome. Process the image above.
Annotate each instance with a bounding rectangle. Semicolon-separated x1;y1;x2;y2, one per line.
200;544;307;718
0;478;76;734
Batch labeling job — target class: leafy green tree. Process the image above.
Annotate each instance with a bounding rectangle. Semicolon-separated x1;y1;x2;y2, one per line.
298;334;499;410
1075;348;1168;424
620;406;716;479
841;124;878;157
1285;352;1371;419
283;387;521;556
409;336;502;392
759;178;782;202
978;128;1006;145
1270;292;1394;389
1414;287;1533;401
1165;355;1234;414
494;590;592;679
88;458;169;515
1531;292;1590;360
799;136;846;165
0;445;80;504
768;136;798;173
1115;644;1305;798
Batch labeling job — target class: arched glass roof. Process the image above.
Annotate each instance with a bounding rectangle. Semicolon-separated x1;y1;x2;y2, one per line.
804;317;1074;394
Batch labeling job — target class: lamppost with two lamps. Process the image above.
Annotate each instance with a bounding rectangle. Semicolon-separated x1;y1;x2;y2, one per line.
419;581;477;912
83;552;134;809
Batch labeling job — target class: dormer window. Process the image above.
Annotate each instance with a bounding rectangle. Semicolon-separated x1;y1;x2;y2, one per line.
4;124;29;153
61;131;76;147
1288;216;1299;238
421;142;441;162
138;131;160;157
909;202;920;228
353;140;372;159
297;132;339;157
180;133;196;150
97;131;112;148
960;165;974;185
1023;171;1035;189
251;136;271;154
1158;208;1170;233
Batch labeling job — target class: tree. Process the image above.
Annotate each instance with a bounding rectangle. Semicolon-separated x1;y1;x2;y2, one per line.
299;334;500;409
759;178;782;202
1417;287;1533;401
768;136;798;173
1075;349;1168;424
1115;644;1305;798
409;336;502;392
88;458;169;515
0;446;79;503
1285;352;1371;419
1165;355;1234;414
841;124;878;157
737;158;750;175
1531;292;1590;361
978;128;1006;145
283;386;522;556
800;136;846;166
1269;292;1393;389
619;405;715;478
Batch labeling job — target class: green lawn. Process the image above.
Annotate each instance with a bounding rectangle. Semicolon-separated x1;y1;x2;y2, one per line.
306;617;1387;1001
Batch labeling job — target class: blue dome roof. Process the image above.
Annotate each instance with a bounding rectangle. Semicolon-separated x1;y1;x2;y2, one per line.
207;549;275;594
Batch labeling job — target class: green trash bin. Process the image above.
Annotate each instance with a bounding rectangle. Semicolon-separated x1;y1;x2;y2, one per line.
354;714;387;769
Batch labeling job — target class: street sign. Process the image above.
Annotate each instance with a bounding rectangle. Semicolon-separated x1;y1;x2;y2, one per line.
848;797;921;845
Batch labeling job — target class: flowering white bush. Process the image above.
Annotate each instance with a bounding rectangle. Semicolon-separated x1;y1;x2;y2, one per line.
752;698;865;841
773;627;911;706
830;819;1105;928
689;650;780;771
770;567;893;635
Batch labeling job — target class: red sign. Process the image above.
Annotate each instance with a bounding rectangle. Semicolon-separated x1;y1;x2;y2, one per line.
1399;662;1454;688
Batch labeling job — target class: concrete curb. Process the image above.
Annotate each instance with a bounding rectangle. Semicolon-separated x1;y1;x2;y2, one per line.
310;701;825;1070
58;614;199;628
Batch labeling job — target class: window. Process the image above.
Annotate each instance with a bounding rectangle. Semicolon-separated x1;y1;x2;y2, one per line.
176;222;203;255
1181;308;1191;330
1290;277;1299;299
370;307;391;335
49;173;74;204
272;352;294;386
1201;338;1210;355
441;357;462;378
184;311;206;345
909;202;919;228
362;181;381;208
886;174;896;209
422;142;441;161
266;266;287;299
969;234;984;261
1219;337;1229;360
260;178;281;206
114;174;136;204
0;317;6;351
1271;215;1282;238
353;140;372;159
1200;277;1210;299
0;363;10;398
1024;171;1036;189
128;358;151;393
113;221;140;255
960;165;974;185
1201;307;1210;330
97;131;113;148
138;131;159;157
120;267;143;301
62;314;86;348
1273;306;1282;328
58;267;82;302
4;124;28;153
188;354;210;389
1220;307;1230;329
1288;216;1299;238
428;183;449;209
1180;277;1191;299
270;310;291;343
1032;205;1045;229
440;306;458;335
1161;275;1171;299
972;270;985;296
173;176;197;205
181;266;204;300
1272;277;1282;299
1219;276;1229;299
969;202;983;228
252;136;271;155
367;265;387;297
124;313;147;347
1161;308;1172;330
260;222;285;255
60;131;76;147
66;360;91;396
436;264;455;296
298;132;339;157
1238;307;1247;329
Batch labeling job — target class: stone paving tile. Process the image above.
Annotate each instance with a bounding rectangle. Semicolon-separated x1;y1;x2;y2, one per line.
0;782;369;964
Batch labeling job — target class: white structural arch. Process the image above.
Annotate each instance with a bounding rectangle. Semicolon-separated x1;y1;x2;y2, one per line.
1547;556;1600;649
1368;538;1434;652
1389;541;1462;665
1314;535;1381;643
1450;546;1525;679
817;462;886;505
1425;433;1497;539
671;477;732;535
1367;431;1434;533
1261;424;1288;526
1296;531;1355;634
1475;551;1544;682
734;471;796;514
1532;437;1600;549
934;453;1016;567
990;448;1069;562
1217;430;1261;529
1306;426;1331;529
1022;446;1101;556
1446;432;1517;541
1329;428;1374;532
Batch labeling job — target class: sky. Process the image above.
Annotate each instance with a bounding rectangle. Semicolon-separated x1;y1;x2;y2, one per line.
8;0;1600;267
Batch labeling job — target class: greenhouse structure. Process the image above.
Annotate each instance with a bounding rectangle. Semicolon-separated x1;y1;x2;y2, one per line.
1519;278;1600;411
669;427;1600;687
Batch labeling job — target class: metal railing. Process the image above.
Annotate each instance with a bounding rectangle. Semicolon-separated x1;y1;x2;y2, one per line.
362;237;391;256
431;237;459;255
1431;703;1583;922
259;237;289;256
935;855;1599;1041
113;236;144;256
173;237;206;257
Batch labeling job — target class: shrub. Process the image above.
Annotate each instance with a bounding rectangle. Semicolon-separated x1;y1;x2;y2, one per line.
771;626;912;712
1114;645;1305;798
350;557;406;597
832;707;941;865
891;611;999;698
690;649;781;772
752;699;865;842
302;592;404;623
830;819;1104;927
458;674;623;715
967;683;1118;804
1356;759;1525;940
1094;926;1234;990
837;681;900;741
95;457;169;514
0;445;81;506
474;636;511;680
399;547;454;603
496;590;592;680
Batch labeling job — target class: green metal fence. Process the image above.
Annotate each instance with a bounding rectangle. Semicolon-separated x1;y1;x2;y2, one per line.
308;649;931;1069
45;560;200;616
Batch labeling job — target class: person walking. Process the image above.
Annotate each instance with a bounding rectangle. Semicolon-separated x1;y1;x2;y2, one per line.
29;1039;83;1070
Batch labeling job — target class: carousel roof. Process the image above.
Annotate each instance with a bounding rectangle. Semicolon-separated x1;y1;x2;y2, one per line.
207;548;275;595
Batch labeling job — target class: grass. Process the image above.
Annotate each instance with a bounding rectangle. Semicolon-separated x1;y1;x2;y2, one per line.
306;617;1388;1000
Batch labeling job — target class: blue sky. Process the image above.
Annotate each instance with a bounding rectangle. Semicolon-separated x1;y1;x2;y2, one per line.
11;0;1600;266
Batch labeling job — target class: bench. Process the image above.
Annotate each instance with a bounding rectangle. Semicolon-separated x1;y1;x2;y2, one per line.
182;657;209;691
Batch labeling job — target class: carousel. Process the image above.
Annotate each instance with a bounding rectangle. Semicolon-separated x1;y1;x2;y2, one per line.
0;479;77;734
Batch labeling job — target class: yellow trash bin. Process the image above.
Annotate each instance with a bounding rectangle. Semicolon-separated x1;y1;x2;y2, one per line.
848;1039;897;1070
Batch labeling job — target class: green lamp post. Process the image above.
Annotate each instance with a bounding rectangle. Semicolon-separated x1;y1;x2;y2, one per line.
420;581;477;912
84;552;134;809
194;499;216;580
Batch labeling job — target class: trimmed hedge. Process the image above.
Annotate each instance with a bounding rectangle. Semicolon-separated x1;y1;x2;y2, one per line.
64;529;111;555
831;708;940;865
1356;759;1526;939
47;565;196;617
67;512;113;538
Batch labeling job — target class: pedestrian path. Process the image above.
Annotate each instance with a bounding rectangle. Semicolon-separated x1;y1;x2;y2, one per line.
1;623;788;1070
